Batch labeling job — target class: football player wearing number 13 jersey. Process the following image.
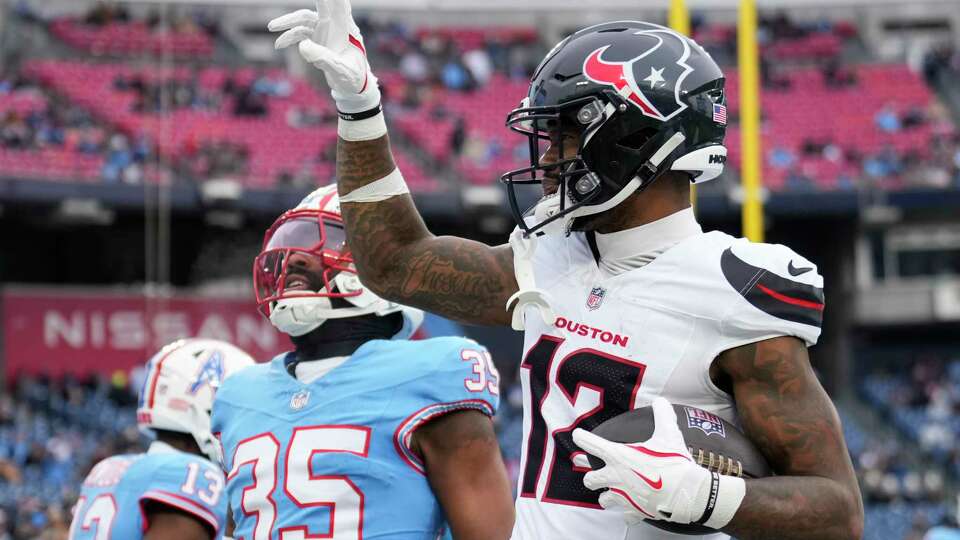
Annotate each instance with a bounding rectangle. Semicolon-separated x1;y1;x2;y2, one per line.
270;4;863;540
211;185;514;540
69;338;255;540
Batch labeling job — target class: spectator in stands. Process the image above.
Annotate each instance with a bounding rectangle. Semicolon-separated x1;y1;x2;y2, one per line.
902;106;928;129
400;46;430;84
922;44;960;86
923;521;960;540
101;132;144;184
252;72;293;98
0;111;29;148
441;58;473;92
399;84;423;110
463;47;493;87
864;145;903;180
760;54;792;90
450;116;466;156
786;166;815;190
823;57;858;88
84;1;129;26
286;105;334;128
220;74;268;117
769;146;796;169
876;103;902;133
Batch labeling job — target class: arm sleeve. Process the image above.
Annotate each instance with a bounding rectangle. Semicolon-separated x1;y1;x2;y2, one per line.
393;338;501;474
139;455;227;536
719;240;824;347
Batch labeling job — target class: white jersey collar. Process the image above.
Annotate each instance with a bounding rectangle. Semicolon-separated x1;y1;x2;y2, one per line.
295;355;350;384
147;440;180;455
593;207;702;277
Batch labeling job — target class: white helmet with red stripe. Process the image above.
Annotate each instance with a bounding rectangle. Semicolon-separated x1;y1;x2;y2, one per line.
137;338;255;463
253;184;423;338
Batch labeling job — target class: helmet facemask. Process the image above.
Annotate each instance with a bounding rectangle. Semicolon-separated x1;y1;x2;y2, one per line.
254;194;424;339
254;208;368;336
502;94;605;237
503;89;692;237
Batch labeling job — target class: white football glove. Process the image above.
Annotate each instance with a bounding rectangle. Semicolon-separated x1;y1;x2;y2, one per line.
572;397;745;529
268;0;379;114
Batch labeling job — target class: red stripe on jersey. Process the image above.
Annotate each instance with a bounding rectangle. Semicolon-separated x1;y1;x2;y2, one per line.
756;283;825;311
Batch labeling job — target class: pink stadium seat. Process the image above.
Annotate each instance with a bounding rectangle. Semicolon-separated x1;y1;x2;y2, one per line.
50;18;214;59
17;60;446;191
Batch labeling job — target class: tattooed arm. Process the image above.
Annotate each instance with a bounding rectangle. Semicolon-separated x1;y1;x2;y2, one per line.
337;135;517;326
713;336;863;540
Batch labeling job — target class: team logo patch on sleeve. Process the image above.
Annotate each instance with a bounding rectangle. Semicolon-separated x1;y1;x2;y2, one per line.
685;407;726;437
586;287;607;310
721;248;824;328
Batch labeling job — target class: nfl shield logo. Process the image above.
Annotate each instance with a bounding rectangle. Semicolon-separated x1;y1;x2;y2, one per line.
586;287;606;310
684;407;726;437
290;389;310;411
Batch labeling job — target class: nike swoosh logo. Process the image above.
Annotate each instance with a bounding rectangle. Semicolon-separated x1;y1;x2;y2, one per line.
788;260;814;276
634;470;663;490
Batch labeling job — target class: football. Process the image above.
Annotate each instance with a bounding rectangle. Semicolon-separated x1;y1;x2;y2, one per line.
587;403;772;535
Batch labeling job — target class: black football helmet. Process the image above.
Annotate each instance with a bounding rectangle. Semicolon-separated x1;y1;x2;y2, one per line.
501;21;728;236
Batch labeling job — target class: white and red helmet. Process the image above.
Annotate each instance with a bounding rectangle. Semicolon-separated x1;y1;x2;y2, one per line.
253;184;423;338
137;338;255;463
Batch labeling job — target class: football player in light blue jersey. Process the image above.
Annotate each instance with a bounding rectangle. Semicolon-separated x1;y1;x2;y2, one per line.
212;185;515;540
69;339;255;540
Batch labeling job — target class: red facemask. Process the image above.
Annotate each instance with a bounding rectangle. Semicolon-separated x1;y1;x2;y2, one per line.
253;208;361;318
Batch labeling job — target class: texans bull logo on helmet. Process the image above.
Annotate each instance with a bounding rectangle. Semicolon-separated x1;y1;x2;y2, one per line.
582;25;695;122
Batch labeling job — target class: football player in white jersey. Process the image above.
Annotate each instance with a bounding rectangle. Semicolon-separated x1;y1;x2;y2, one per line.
269;4;863;540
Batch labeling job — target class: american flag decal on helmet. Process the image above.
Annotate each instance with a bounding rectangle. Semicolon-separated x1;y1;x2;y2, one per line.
713;103;727;125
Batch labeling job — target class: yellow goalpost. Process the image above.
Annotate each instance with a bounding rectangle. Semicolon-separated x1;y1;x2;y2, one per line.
737;0;765;242
669;0;765;242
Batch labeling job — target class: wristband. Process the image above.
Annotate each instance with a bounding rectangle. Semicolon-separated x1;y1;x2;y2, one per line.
696;473;745;529
338;103;382;121
338;168;409;203
337;110;387;141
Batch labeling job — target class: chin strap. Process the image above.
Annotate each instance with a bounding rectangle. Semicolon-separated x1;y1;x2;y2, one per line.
506;228;556;331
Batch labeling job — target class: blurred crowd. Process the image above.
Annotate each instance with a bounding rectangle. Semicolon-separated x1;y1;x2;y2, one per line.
923;44;960;86
865;356;960;473
362;20;543;97
2;9;960;193
768;111;960;192
0;69;152;184
82;1;219;39
0;375;141;539
859;354;960;540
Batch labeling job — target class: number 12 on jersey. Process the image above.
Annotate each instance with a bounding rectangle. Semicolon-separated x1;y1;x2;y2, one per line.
520;336;646;507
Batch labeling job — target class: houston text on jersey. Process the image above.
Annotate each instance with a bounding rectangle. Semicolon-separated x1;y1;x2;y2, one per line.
554;316;629;348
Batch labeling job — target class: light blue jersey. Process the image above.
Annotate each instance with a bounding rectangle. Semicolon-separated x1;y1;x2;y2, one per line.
69;442;226;539
212;337;500;540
